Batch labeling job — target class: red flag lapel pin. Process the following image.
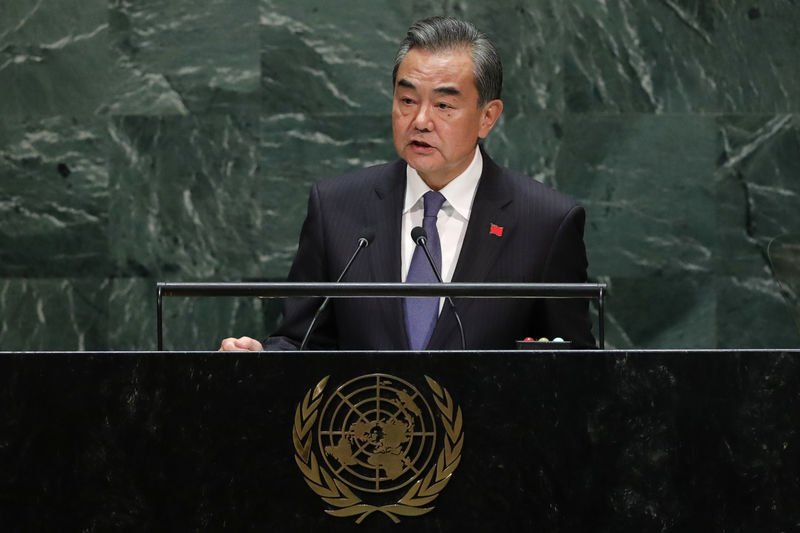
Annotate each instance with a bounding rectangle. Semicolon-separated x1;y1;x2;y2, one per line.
489;223;503;237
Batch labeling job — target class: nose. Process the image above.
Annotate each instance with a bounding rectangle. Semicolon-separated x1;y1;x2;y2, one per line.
413;105;432;132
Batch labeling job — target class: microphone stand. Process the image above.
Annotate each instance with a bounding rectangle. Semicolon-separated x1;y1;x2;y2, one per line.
414;232;467;351
299;236;369;350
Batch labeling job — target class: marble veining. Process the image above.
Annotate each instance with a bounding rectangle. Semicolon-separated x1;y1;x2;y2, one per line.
1;1;799;349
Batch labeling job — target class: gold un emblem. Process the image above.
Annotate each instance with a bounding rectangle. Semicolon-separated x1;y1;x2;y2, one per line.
292;374;464;523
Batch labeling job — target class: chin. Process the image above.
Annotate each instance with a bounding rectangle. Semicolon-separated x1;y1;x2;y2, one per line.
405;151;439;166
407;160;439;176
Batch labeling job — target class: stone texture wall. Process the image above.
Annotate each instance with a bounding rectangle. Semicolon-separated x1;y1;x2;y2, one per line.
1;1;798;350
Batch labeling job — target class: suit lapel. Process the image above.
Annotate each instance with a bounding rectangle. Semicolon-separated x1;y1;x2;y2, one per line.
428;150;514;349
370;160;410;349
451;150;513;284
370;160;405;282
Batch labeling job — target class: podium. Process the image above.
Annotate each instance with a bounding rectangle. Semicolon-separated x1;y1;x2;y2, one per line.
155;281;609;350
2;349;799;531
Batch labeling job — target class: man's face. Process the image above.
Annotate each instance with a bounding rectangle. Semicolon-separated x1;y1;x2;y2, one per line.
392;47;503;190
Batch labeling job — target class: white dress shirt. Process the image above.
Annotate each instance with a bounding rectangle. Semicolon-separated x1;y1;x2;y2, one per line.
401;148;483;297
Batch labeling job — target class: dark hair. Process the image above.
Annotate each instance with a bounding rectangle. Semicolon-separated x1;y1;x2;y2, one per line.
392;16;503;106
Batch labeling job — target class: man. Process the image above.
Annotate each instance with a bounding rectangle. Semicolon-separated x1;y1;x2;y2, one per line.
220;16;594;352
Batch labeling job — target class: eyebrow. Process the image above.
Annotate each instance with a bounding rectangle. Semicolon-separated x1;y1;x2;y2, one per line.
396;79;461;96
434;86;460;96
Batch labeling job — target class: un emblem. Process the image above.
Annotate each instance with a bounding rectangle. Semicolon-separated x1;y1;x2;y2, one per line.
292;374;464;523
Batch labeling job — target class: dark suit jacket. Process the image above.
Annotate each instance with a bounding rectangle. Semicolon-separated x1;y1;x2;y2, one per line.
267;149;595;350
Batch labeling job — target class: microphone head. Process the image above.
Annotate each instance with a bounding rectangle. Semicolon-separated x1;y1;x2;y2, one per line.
358;229;375;248
411;226;427;245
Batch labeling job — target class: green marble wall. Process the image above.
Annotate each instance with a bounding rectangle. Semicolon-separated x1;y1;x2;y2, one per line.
1;1;798;350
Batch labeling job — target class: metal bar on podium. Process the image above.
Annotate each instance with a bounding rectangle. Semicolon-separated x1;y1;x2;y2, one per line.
156;282;607;351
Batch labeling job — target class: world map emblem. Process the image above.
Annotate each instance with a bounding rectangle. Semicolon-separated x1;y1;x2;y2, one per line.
292;374;464;523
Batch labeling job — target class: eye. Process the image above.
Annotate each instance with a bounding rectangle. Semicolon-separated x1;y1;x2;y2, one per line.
400;97;414;105
436;103;450;110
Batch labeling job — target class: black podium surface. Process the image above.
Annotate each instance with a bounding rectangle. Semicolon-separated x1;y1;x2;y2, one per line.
1;350;799;531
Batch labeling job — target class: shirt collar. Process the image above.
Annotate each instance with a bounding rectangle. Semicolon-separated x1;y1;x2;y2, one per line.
403;148;483;218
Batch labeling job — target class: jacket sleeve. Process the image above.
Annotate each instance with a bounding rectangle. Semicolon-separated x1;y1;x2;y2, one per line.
540;205;596;348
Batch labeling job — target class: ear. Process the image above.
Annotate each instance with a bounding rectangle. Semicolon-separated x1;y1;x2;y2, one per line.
478;99;504;139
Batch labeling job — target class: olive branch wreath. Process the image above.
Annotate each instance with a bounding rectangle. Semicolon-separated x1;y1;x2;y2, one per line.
292;375;464;524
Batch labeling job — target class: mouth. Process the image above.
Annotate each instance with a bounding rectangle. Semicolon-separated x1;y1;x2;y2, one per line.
410;140;434;150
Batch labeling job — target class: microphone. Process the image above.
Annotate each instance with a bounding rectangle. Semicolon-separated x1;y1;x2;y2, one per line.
299;230;374;350
411;226;428;247
410;226;467;350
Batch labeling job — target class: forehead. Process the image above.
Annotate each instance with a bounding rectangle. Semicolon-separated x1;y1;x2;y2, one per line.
395;47;476;91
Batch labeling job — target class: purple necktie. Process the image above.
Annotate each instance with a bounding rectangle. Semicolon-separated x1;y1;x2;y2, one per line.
405;191;446;350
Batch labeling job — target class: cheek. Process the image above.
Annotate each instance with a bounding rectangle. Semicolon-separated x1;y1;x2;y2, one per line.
392;109;409;127
391;118;406;148
391;112;403;133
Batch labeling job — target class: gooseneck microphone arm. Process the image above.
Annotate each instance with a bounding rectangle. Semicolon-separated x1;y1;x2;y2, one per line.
410;226;467;350
299;233;372;350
